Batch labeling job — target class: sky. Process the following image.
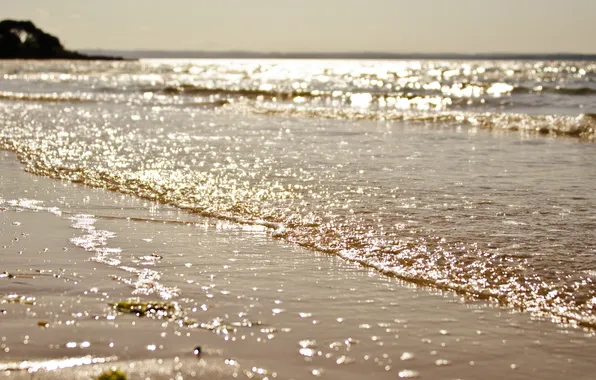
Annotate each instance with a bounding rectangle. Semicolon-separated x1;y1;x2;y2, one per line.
3;0;595;54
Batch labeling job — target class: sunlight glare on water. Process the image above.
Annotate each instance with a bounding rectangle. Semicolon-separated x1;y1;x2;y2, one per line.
0;59;595;327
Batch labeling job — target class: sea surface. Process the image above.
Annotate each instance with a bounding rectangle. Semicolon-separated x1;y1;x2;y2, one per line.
1;58;595;328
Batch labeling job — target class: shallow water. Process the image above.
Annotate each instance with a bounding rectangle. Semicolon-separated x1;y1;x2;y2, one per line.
1;59;595;328
2;152;596;380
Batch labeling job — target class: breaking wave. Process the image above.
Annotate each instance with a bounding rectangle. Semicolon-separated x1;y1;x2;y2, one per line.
252;106;596;140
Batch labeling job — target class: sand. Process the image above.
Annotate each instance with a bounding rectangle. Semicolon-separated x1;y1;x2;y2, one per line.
1;150;596;379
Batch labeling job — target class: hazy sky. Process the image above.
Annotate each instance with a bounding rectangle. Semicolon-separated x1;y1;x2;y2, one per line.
4;0;595;53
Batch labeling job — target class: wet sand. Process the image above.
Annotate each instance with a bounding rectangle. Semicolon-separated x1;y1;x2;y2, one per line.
1;150;596;379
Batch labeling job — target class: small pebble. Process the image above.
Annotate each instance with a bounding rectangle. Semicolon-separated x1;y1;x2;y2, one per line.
193;346;201;356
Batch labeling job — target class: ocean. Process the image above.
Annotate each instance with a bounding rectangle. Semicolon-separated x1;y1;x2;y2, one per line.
1;58;595;378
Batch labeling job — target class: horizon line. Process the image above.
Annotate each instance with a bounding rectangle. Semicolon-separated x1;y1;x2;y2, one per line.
80;49;596;60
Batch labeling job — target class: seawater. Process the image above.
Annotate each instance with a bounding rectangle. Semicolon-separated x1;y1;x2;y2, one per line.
1;59;595;326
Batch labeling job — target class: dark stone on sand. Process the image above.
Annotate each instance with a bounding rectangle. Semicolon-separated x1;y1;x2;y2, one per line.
0;19;123;60
193;346;202;356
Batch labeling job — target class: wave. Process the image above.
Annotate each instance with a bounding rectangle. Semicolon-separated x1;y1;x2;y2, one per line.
251;106;596;140
0;91;94;103
2;143;595;328
140;84;462;101
140;81;596;101
549;86;596;96
469;112;596;139
139;85;509;113
512;85;596;96
140;84;326;100
141;84;486;102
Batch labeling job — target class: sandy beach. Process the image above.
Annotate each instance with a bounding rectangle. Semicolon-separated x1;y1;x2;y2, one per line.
2;149;596;380
2;1;596;377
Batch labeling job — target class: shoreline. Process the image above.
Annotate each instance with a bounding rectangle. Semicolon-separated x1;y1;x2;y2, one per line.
1;150;596;379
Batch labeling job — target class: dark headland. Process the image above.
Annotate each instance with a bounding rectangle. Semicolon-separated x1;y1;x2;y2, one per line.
0;19;123;60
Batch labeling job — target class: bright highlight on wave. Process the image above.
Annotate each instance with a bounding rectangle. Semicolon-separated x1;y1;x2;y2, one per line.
0;356;118;372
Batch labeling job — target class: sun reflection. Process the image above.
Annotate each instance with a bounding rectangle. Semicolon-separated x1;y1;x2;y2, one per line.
0;356;118;372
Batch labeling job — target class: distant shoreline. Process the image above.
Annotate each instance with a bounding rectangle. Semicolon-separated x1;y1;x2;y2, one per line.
83;49;596;61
